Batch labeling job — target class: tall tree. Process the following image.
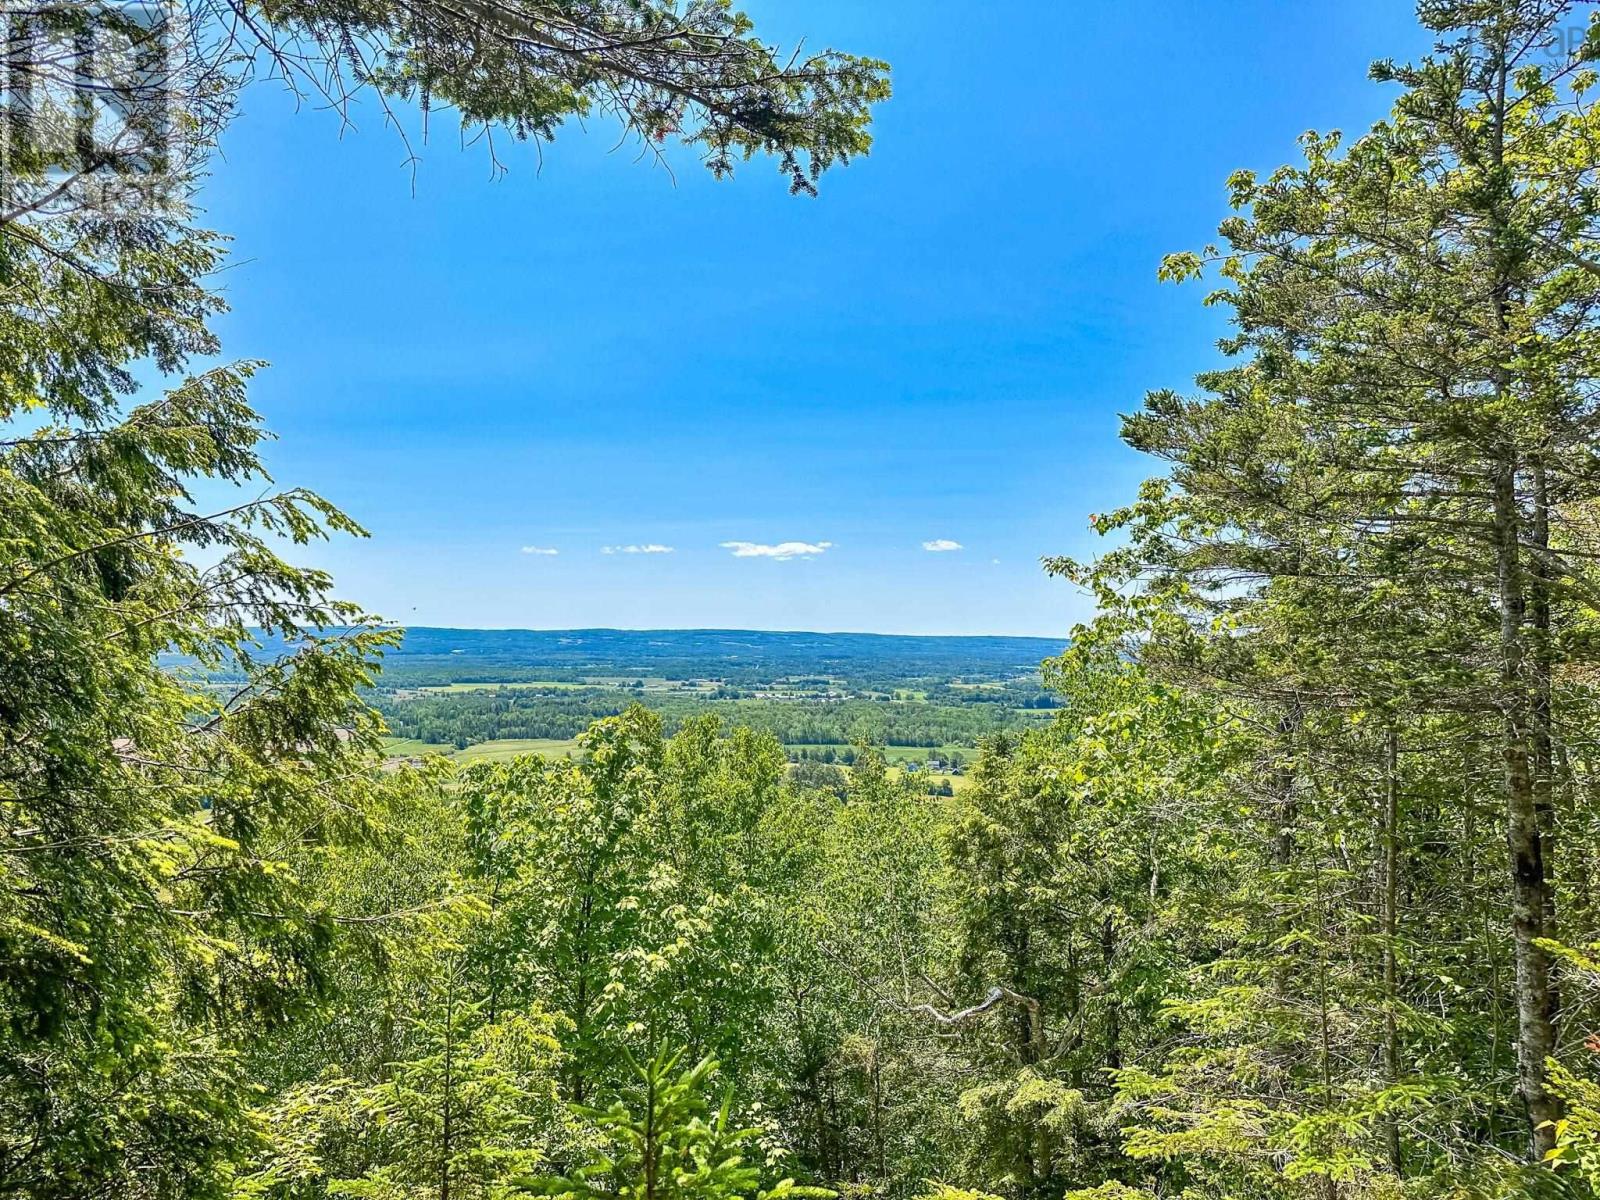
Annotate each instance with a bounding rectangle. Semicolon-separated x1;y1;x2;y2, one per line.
1053;0;1600;1172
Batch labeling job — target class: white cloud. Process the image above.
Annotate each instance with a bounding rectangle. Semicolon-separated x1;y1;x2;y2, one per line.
922;539;963;552
602;544;675;555
721;540;832;561
520;545;559;556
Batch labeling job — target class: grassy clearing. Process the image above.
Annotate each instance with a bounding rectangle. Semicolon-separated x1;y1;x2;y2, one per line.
450;737;583;764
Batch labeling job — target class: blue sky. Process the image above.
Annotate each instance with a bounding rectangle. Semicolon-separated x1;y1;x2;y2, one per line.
202;1;1428;636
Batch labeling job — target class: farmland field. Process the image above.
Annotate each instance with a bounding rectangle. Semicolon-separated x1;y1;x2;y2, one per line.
382;736;583;762
370;628;1061;786
451;737;584;763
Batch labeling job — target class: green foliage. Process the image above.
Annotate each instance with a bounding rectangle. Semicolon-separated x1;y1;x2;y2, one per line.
29;2;1600;1200
234;1003;569;1200
452;710;789;1102
243;0;889;195
1043;0;1600;1190
0;0;898;1190
915;1186;1005;1200
0;153;400;1200
519;1048;829;1200
929;661;1241;1198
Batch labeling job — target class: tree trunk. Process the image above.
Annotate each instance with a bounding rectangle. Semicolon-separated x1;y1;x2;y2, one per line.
1486;42;1560;1157
1493;449;1561;1158
1100;910;1120;1073
1382;725;1402;1175
868;1040;887;1181
441;968;456;1200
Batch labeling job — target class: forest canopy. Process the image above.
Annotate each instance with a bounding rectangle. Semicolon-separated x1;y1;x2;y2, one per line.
7;1;1600;1199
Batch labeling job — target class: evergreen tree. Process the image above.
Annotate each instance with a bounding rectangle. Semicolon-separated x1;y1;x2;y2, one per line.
1053;0;1600;1178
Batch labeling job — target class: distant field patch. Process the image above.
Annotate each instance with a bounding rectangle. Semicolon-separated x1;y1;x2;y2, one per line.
451;737;583;763
887;767;972;792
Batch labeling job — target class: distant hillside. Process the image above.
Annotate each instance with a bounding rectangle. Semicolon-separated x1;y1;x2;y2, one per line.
378;627;1065;685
